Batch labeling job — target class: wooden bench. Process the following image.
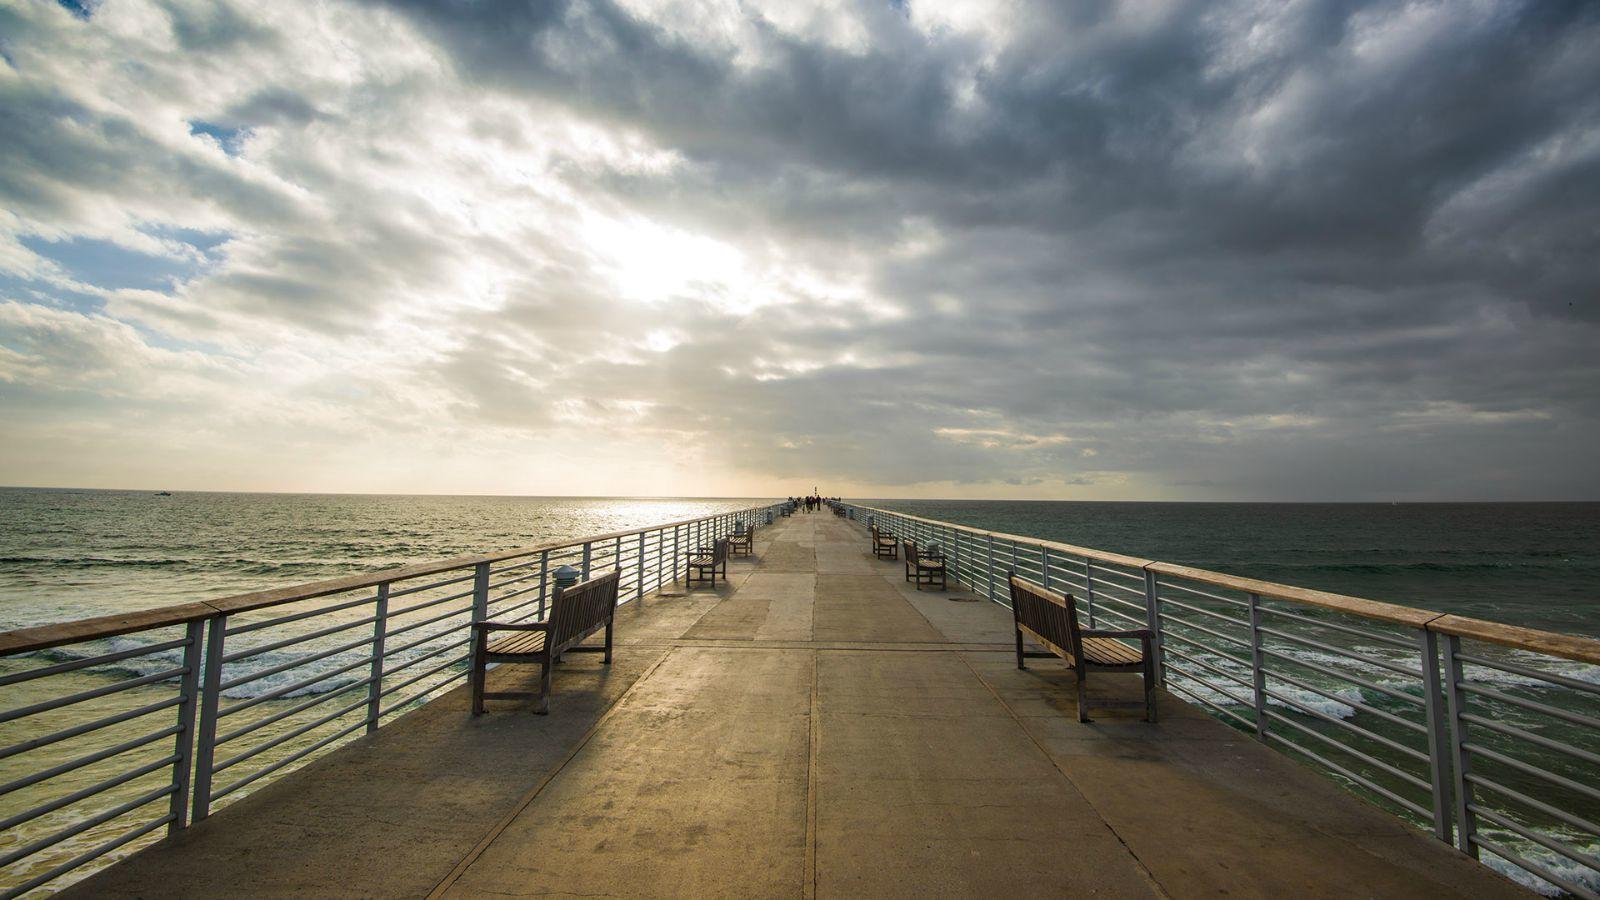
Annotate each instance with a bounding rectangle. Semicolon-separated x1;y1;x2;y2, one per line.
729;526;754;557
685;537;730;587
470;570;620;715
902;540;947;591
1008;574;1156;722
870;525;898;560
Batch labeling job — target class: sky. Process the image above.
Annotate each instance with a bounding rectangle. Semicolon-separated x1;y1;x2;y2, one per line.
0;0;1597;501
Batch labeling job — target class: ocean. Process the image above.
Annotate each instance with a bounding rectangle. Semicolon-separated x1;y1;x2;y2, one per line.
0;490;769;632
861;499;1600;638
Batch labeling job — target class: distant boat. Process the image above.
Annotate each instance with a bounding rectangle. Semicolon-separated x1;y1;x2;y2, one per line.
154;491;173;496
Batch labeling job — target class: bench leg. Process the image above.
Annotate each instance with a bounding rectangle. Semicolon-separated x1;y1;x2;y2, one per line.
603;620;614;664
536;658;552;715
1015;627;1025;670
1076;669;1091;723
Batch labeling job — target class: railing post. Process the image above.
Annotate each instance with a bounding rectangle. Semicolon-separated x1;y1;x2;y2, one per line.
169;617;205;834
581;542;592;579
1040;545;1052;592
1247;592;1267;742
191;614;226;823
1083;558;1096;628
1142;569;1165;688
366;582;389;734
985;534;997;602
613;536;622;583
1419;628;1453;844
674;524;681;582
466;562;490;680
538;550;550;619
637;532;647;601
1443;633;1478;856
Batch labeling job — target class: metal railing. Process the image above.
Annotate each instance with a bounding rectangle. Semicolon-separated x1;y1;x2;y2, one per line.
0;502;781;898
845;502;1600;899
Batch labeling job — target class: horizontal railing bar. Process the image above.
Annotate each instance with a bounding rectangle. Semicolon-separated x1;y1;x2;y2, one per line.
1259;647;1426;707
1155;628;1254;670
225;592;378;636
1457;683;1600;730
0;723;179;799
0;752;179;833
216;654;373;718
1086;564;1146;587
485;555;543;577
0;781;174;868
215;678;372;747
377;637;472;682
219;632;376;691
1469;805;1600;877
387;587;476;619
4;812;175;899
1159;611;1255;651
1157;594;1251;629
1255;626;1421;677
384;572;476;601
487;594;545;622
1253;604;1416;650
378;668;469;718
1162;677;1257;730
214;695;370;775
1263;731;1433;820
210;718;368;803
0;696;183;763
379;611;473;654
1453;651;1600;696
379;650;467;701
0;637;190;689
1462;742;1600;804
1469;834;1598;900
1262;669;1429;736
1161;659;1254;708
1161;644;1255;692
222;613;379;663
1464;773;1600;836
1458;712;1600;767
0;666;188;726
1262;707;1432;790
486;569;543;593
1154;578;1252;609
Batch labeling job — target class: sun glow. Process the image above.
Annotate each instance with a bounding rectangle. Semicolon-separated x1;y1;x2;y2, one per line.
580;213;754;309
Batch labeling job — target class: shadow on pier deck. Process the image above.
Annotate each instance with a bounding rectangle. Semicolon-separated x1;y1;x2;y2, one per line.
67;514;1528;898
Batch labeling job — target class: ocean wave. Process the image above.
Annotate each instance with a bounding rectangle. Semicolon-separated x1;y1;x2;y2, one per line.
1480;832;1600;898
20;619;475;701
0;556;196;568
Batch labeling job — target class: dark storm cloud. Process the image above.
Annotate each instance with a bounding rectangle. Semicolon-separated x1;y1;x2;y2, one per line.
363;0;1600;497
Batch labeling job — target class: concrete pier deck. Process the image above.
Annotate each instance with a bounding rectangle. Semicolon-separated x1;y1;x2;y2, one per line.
69;513;1528;898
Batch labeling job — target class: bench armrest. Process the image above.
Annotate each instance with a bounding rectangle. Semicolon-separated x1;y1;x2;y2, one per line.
473;621;548;633
1082;629;1152;641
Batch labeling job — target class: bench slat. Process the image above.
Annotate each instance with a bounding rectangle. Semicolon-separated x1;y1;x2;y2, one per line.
488;631;547;656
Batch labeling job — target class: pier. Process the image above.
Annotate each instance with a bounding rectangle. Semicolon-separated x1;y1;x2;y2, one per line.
47;512;1534;897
